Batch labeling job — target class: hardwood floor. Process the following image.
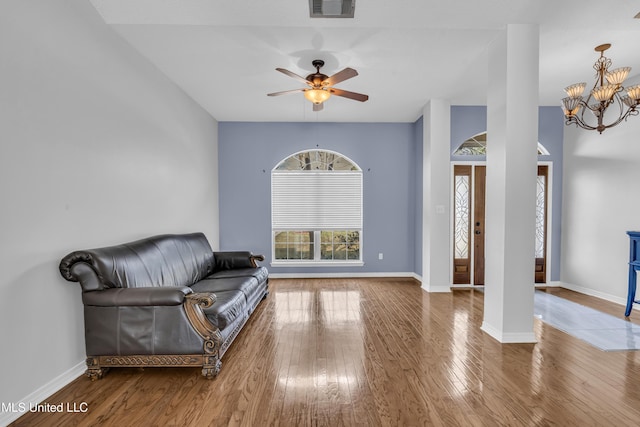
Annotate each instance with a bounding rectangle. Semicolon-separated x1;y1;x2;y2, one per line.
11;279;640;426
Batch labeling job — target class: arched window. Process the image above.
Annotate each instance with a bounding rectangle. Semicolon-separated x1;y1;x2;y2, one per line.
452;131;550;155
271;149;363;266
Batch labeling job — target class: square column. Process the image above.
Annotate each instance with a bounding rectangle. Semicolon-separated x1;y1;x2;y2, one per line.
422;99;451;293
481;24;539;342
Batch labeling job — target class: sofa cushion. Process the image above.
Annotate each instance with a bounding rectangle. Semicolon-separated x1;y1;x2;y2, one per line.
203;290;246;330
192;276;257;300
207;266;269;284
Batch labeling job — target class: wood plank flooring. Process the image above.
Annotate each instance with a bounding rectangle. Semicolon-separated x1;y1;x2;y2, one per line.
11;279;640;426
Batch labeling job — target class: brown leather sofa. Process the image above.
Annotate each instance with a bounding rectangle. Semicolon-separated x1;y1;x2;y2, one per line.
59;232;268;380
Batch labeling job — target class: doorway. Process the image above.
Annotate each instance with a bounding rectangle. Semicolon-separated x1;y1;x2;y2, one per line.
452;164;549;285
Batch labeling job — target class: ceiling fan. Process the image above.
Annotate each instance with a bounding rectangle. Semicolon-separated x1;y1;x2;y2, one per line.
267;59;369;111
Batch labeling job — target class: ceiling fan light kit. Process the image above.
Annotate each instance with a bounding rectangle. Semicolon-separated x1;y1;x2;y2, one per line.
304;88;331;104
268;59;369;112
562;43;640;133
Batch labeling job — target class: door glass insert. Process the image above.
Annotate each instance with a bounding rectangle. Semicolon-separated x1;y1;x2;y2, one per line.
535;166;549;283
535;175;546;259
454;176;470;259
452;164;549;285
453;165;472;284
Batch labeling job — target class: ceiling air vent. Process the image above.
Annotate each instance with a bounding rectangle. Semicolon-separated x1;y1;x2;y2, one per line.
309;0;355;18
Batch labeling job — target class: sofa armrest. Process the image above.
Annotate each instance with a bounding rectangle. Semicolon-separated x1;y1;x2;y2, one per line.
82;286;193;307
213;251;265;270
184;293;224;362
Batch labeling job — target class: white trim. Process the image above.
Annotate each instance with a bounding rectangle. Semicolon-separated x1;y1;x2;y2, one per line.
559;281;627;306
451;284;484;290
0;360;85;426
481;322;538;343
268;272;418;279
271;260;364;268
421;283;452;293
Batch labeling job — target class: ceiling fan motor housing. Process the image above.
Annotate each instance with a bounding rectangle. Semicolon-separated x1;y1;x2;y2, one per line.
307;60;328;86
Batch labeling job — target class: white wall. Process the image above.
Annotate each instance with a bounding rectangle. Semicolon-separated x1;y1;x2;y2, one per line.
0;0;219;418
561;112;640;304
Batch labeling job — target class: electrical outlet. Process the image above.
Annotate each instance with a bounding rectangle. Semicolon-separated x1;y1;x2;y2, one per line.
378;253;383;260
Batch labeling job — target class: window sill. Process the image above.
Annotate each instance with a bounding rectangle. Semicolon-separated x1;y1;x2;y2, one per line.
270;260;364;268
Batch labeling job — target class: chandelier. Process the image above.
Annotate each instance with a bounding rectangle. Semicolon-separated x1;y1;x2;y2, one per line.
562;44;640;133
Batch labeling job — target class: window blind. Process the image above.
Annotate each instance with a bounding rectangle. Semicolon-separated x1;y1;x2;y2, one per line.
272;171;362;230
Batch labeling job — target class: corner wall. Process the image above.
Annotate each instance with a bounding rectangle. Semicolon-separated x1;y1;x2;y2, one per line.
561;116;640;303
0;1;219;419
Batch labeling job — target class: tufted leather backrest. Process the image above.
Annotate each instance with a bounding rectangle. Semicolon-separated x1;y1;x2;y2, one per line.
60;233;215;289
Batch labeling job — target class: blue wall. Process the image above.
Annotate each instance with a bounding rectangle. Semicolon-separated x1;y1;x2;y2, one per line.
218;122;418;275
449;106;564;281
219;106;564;281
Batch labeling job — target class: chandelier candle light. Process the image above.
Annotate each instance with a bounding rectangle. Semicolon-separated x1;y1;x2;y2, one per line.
562;44;640;133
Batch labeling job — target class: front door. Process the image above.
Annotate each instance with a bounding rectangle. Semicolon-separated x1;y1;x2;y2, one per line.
452;164;548;285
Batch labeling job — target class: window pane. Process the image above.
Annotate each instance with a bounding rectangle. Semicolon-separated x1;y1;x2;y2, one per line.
274;149;359;171
289;243;313;259
347;243;359;259
275;243;288;260
347;231;360;259
297;243;314;260
334;247;347;260
274;231;314;260
321;246;333;259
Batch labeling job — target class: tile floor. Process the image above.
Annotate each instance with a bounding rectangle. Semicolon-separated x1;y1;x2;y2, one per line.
534;290;640;351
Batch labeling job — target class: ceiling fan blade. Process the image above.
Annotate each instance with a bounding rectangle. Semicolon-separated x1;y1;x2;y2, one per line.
329;88;369;102
267;88;306;97
313;103;324;112
322;67;358;86
276;68;312;86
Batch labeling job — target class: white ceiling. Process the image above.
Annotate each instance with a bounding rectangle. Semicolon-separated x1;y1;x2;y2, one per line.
89;0;640;122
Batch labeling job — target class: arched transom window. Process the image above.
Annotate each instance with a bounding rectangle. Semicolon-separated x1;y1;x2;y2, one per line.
453;131;550;155
271;149;363;266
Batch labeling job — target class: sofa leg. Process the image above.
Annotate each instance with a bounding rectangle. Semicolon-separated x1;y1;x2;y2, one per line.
202;356;222;379
85;357;108;381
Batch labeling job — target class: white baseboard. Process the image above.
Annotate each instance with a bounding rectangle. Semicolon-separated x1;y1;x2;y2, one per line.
0;361;85;427
545;281;563;287
268;272;419;280
559;281;627;306
421;283;451;293
269;272;457;293
481;322;537;344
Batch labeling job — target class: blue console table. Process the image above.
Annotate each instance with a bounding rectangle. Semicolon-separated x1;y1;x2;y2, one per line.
625;231;640;317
